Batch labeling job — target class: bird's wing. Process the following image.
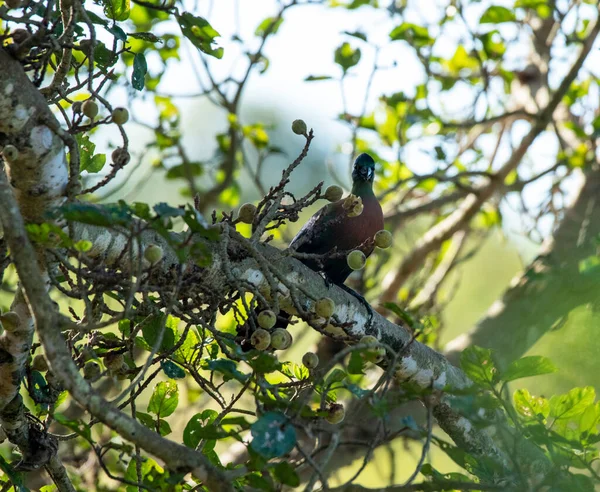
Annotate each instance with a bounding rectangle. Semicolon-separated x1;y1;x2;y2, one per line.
289;203;336;254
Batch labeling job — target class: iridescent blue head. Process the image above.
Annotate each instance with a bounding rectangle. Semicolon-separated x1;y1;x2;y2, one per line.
352;153;375;183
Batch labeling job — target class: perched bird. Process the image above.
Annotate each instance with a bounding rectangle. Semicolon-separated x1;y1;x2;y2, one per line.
289;153;384;285
238;153;384;349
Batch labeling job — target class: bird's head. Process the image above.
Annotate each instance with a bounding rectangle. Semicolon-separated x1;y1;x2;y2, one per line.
352;153;375;183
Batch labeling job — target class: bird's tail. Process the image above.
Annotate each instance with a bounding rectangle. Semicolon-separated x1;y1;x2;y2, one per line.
235;308;292;351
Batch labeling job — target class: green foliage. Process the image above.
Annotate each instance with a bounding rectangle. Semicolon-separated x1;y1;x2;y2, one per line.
4;0;600;489
76;134;106;173
148;381;179;418
250;412;297;459
176;12;223;59
334;42;361;73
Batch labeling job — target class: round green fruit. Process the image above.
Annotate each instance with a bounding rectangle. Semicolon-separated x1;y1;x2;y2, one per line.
291;119;307;135
348;202;363;218
2;145;19;161
375;230;392;249
257;310;276;329
346;250;366;271
326;403;345;424
32;355;49;372
302;352;319;369
324;185;343;202
103;353;124;371
83;361;101;380
238;203;257;224
251;328;271;351
315;297;335;318
270;328;292;350
0;312;21;332
144;244;163;265
112;107;129;125
82;99;99;119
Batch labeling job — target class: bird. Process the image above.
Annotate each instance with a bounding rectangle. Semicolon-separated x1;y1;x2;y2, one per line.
289;153;384;285
238;153;384;349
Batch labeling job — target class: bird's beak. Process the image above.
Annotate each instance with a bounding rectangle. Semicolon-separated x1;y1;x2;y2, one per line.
358;167;374;181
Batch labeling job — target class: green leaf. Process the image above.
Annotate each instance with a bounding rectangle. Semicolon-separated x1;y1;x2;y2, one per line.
325;368;347;386
389;22;433;47
460;346;497;386
177;12;223;59
248;352;281;374
514;388;550;421
480;6;516;24
124;457;165;492
348;351;365;375
76;134;107;173
183;410;218;448
161;360;186;379
273;462;299;487
129;32;162;43
500;356;557;382
148;381;179;418
136;411;172;436
203;359;249;383
74;240;92;253
343;30;367;41
550;387;596;421
579;255;600;275
250;412;296;459
103;0;129;21
305;75;333;81
334;42;361;73
132;53;147;91
107;24;127;41
58;202;132;228
141;314;177;352
255;17;283;37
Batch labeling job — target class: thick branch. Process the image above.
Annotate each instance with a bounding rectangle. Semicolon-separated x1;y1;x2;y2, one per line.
0;170;233;492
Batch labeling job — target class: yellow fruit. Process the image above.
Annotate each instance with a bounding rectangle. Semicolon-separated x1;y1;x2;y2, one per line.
83;361;101;380
112;107;129;125
144;244;163;265
375;230;392;249
302;352;319;369
325;403;345;424
342;194;361;211
257;310;276;329
270;328;292;350
315;297;335;318
238;203;257;224
324;185;343;202
0;312;21;332
359;335;385;363
250;329;271;351
1;145;19;161
360;335;378;345
291;119;307;135
103;353;124;371
348;202;363;218
82;100;99;119
32;355;49;372
346;250;366;270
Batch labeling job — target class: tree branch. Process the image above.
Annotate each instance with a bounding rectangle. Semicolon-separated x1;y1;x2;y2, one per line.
380;13;600;303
